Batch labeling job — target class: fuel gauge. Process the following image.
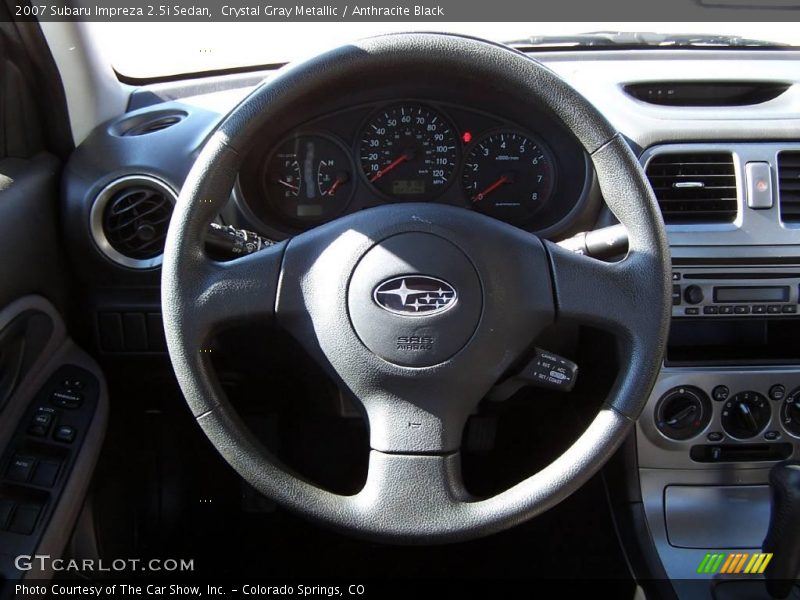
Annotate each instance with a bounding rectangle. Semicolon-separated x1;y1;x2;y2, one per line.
264;134;354;226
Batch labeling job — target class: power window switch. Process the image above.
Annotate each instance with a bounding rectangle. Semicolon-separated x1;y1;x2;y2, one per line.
9;504;41;535
745;162;773;209
31;460;61;488
6;455;36;483
0;500;14;530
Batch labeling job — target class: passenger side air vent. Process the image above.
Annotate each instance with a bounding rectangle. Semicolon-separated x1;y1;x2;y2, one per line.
90;176;177;269
624;82;790;107
645;152;738;224
779;151;800;223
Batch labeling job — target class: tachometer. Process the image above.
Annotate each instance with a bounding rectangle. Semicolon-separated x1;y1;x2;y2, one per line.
264;134;354;226
462;130;556;225
359;104;458;200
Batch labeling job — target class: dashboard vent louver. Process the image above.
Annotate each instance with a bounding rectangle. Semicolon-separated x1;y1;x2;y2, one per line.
109;110;188;138
779;152;800;223
104;187;173;259
645;152;737;224
123;115;184;136
90;176;177;269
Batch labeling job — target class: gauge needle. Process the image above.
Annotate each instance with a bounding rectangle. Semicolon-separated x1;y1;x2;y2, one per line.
472;174;513;203
277;179;300;192
323;173;350;196
369;153;409;183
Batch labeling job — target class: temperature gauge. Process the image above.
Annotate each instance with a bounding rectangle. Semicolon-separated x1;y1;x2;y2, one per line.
264;134;354;225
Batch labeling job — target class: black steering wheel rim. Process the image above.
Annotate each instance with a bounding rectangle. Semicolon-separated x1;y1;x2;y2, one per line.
161;33;671;543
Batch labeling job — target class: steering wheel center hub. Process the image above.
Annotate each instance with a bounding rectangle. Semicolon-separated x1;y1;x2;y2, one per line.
348;232;482;367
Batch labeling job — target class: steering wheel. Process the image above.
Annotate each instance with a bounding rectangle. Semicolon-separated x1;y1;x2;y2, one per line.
161;33;670;543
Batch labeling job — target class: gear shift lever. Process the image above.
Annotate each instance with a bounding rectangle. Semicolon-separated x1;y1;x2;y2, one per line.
762;460;800;599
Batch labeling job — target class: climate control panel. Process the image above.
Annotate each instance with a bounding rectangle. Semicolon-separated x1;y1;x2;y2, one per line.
638;369;800;470
655;386;712;441
781;387;800;437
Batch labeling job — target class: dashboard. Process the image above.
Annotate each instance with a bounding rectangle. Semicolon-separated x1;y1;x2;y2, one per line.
57;47;800;599
236;98;594;239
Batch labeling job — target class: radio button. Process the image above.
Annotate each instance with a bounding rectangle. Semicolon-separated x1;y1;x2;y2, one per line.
764;431;781;441
753;305;767;314
782;305;797;314
703;306;719;315
719;306;734;315
684;285;704;305
707;431;724;442
768;305;782;314
685;307;699;315
672;285;682;306
734;305;750;314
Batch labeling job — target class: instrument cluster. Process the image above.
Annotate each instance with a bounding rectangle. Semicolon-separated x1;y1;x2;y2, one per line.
237;100;593;238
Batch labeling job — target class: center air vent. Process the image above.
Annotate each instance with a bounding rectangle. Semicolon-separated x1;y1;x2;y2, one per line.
90;176;177;269
645;152;737;224
778;151;800;223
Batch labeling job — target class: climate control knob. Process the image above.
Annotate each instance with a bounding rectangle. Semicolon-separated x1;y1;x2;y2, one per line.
655;386;712;441
721;391;771;440
781;387;800;438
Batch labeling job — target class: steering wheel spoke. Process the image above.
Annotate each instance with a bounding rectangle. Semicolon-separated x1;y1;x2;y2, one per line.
187;243;286;343
356;450;470;523
545;240;644;339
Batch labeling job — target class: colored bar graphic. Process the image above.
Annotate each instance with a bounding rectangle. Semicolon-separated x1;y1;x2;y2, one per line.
720;554;738;574
734;554;749;573
697;552;774;575
744;554;760;574
758;553;773;574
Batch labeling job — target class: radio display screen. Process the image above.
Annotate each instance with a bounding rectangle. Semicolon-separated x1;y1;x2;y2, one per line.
713;286;789;303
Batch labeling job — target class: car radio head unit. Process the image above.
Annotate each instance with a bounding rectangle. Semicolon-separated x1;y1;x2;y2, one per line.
668;265;800;366
672;267;800;318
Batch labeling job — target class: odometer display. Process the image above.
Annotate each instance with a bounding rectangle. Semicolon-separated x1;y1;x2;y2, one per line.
463;131;556;225
359;104;457;200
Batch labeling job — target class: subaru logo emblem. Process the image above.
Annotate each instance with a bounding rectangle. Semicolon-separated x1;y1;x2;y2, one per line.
373;275;458;316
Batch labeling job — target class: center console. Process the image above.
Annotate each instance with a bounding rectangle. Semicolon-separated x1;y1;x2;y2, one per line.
634;143;800;599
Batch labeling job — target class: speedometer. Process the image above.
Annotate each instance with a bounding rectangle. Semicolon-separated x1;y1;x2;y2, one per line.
359;104;458;200
462;130;556;226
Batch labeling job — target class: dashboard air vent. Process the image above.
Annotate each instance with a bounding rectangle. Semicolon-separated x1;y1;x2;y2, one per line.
779;152;800;223
645;152;737;224
624;82;790;107
123;115;184;136
90;176;177;269
109;109;188;137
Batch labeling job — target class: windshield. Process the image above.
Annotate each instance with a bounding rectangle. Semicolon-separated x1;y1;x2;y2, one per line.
93;22;800;80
